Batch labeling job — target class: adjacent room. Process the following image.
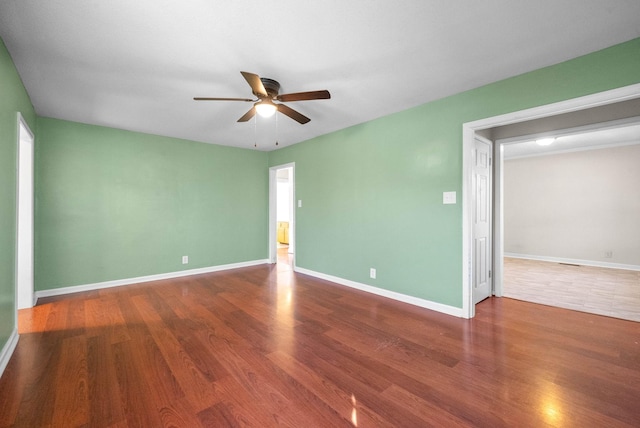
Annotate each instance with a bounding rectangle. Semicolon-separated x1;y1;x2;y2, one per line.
1;1;639;426
501;120;640;321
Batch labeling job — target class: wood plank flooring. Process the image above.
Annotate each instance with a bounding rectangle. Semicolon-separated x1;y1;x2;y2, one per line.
1;251;639;427
504;257;640;322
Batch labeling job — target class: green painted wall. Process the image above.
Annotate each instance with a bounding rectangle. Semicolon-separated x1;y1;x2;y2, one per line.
35;118;268;290
0;38;36;348
268;38;640;308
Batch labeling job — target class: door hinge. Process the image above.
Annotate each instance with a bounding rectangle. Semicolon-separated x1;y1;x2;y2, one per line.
489;270;492;278
489;157;492;166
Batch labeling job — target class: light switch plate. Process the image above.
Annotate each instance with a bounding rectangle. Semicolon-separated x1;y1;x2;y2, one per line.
298;200;302;208
443;191;456;204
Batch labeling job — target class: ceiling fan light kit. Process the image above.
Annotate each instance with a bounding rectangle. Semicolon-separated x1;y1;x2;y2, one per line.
194;71;330;124
255;100;277;117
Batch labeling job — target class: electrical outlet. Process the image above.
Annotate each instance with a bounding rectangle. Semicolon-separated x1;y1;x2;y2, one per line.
182;255;189;264
604;251;613;258
370;268;376;279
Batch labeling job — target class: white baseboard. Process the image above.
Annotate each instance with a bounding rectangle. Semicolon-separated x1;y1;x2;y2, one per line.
294;267;464;318
504;253;640;271
0;328;19;379
35;259;269;299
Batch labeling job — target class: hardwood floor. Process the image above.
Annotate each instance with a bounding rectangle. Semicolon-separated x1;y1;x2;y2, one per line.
1;252;639;427
504;257;640;322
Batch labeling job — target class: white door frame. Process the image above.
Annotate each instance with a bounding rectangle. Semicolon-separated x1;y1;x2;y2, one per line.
268;162;295;265
16;112;35;310
462;82;640;319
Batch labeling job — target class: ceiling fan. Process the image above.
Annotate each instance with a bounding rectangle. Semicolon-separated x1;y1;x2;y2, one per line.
194;71;330;124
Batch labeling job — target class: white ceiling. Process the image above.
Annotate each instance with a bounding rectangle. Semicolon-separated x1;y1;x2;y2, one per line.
1;1;639;151
503;120;640;159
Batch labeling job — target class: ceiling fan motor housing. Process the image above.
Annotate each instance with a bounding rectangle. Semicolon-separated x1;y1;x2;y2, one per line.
260;78;280;98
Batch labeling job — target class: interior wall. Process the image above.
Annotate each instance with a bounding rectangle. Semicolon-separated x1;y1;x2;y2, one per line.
0;37;36;348
504;144;640;267
268;38;640;309
35;117;269;291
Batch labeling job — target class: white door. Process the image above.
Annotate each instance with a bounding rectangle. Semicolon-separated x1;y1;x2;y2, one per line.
17;115;35;309
472;137;492;304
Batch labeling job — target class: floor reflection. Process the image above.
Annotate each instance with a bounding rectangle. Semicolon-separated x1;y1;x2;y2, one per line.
351;393;358;426
540;381;563;426
275;244;295;353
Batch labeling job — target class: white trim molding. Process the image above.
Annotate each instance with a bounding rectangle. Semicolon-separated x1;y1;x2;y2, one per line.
504;253;640;272
0;329;19;378
35;259;269;299
295;267;464;318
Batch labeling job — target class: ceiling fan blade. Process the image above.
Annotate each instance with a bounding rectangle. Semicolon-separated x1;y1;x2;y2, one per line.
277;104;311;124
277;90;331;102
237;106;256;122
240;71;268;97
194;97;255;102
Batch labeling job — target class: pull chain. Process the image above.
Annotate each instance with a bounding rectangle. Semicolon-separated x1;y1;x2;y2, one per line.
253;113;257;148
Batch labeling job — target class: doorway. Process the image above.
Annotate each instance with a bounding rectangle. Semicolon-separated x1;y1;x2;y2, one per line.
462;83;640;318
497;118;640;321
16;113;35;310
269;163;295;267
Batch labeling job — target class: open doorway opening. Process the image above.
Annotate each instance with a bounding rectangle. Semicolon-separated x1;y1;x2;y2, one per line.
497;117;640;321
269;163;295;269
462;83;640;319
